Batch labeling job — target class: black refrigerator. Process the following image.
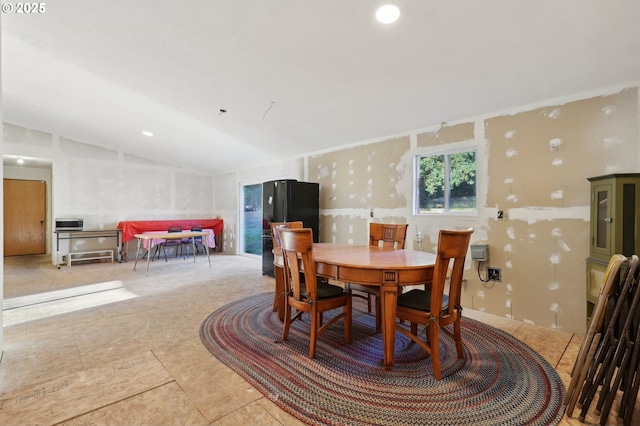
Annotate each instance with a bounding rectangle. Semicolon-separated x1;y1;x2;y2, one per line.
262;179;319;276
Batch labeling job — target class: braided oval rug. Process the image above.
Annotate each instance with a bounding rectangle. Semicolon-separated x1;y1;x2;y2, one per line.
200;292;566;426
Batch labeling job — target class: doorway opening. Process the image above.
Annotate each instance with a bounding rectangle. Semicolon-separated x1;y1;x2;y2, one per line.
4;178;47;255
3;155;53;257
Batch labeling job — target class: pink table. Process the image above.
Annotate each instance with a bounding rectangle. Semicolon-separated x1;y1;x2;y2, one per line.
117;219;223;243
140;229;215;251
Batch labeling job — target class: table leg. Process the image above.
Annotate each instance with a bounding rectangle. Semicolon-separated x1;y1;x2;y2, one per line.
117;232;122;262
134;238;141;270
145;240;152;275
192;238;197;263
205;241;211;267
380;283;399;369
56;232;61;269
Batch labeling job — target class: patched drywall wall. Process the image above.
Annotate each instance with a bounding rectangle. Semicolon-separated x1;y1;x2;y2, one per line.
417;122;475;146
175;172;214;212
3;123;52;148
486;89;638;209
312;136;410;210
3;124;218;262
470;88;639;331
309;136;411;243
61;137;119;161
215;172;238;252
214;84;639;333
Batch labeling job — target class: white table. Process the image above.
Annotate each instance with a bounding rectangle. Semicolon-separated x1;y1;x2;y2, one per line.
133;231;211;275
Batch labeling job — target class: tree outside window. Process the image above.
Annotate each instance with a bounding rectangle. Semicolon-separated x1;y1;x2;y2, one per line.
416;150;477;214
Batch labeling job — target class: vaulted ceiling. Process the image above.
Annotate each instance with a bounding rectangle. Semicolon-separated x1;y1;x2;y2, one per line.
3;1;640;174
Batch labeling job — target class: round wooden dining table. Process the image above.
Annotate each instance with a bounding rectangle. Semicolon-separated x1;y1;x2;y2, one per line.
273;243;437;369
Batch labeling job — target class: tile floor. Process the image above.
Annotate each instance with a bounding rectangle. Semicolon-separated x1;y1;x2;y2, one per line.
0;253;637;425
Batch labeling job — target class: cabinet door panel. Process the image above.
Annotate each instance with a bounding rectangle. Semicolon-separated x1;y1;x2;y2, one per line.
591;183;612;258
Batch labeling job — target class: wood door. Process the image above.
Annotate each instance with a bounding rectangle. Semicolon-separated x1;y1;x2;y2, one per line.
3;179;46;256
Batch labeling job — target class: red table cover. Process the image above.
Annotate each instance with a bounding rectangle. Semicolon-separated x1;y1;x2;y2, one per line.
117;219;224;243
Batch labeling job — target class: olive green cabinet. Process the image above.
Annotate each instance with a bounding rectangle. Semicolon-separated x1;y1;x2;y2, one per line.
586;174;640;316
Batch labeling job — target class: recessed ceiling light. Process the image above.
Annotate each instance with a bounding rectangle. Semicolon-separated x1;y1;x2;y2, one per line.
17;157;24;165
376;4;400;24
142;131;154;137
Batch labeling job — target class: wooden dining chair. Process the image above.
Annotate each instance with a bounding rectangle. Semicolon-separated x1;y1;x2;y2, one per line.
279;228;352;358
395;228;473;380
347;223;408;331
270;221;303;312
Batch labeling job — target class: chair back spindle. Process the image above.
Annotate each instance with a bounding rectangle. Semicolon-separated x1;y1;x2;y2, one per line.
369;223;408;249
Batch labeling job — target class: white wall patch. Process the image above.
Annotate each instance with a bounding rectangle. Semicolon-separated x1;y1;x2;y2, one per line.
551;190;563;199
549;138;562;150
317;165;329;179
602;105;616;115
547;108;561;119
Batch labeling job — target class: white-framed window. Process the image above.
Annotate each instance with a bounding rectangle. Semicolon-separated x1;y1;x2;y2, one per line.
414;148;477;215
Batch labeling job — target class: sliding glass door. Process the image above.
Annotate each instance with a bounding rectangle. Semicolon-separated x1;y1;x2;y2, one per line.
241;183;262;255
